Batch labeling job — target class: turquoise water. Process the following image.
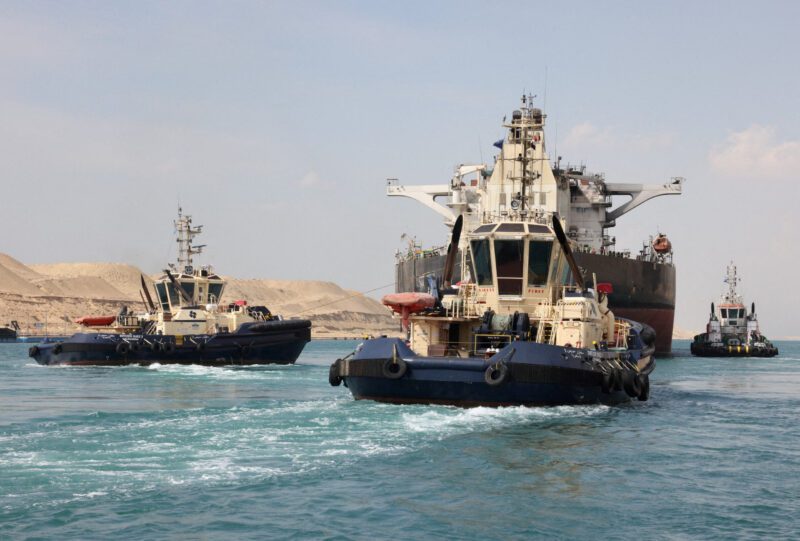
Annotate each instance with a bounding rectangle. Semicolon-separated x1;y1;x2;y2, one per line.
1;340;799;540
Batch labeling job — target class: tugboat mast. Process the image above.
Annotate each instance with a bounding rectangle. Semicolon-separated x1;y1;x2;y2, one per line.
174;208;205;272
723;262;742;304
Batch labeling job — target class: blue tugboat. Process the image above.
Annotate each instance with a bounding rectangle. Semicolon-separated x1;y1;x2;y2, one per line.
330;97;655;407
29;210;311;366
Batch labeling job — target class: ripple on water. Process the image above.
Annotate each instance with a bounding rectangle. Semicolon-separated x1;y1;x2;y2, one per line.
1;340;800;540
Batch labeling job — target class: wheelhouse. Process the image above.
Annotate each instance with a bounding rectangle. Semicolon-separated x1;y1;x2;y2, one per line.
153;266;226;312
467;221;572;304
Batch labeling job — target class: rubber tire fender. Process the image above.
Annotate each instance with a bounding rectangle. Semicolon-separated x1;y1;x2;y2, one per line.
150;341;162;353
28;345;40;357
116;341;130;355
601;370;616;394
162;342;175;354
382;358;408;379
53;344;63;355
329;359;343;386
623;371;643;398
130;341;141;353
637;374;650;402
485;362;509;386
195;341;206;353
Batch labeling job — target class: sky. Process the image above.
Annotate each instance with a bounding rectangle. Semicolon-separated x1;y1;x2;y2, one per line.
1;1;798;337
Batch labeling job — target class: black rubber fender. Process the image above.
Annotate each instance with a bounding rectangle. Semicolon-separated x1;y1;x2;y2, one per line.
130;341;141;353
382;358;407;379
640;324;656;347
637;374;650;402
116;341;130;355
612;369;624;391
28;345;40;357
601;370;617;394
485;362;509;386
195;341;206;353
623;371;643;398
53;344;63;355
162;342;175;354
150;341;162;353
329;359;343;386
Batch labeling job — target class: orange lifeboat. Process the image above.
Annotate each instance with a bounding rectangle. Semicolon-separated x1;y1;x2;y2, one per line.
652;234;672;254
75;315;117;327
381;292;436;331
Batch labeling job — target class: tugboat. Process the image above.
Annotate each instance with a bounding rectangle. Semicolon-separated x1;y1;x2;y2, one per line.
29;210;311;366
691;263;778;358
0;321;19;342
329;97;656;407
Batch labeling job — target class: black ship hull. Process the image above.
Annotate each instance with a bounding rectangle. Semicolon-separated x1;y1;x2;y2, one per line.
0;328;17;342
331;335;655;407
28;319;311;366
690;340;778;358
396;251;676;354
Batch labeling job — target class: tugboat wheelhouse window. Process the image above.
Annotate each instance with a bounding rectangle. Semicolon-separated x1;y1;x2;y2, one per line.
470;239;493;286
181;282;195;302
496;223;525;233
494;239;524;295
208;283;224;303
528;240;553;286
155;283;170;311
166;283;180;307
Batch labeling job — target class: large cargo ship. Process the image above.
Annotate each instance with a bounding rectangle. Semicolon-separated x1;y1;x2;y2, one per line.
390;95;682;354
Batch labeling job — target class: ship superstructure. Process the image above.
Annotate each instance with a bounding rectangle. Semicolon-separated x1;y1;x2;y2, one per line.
389;95;682;353
691;263;778;357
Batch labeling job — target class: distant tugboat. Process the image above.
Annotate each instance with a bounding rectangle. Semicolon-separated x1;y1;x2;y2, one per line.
330;96;656;407
29;209;311;366
0;321;19;342
691;263;778;358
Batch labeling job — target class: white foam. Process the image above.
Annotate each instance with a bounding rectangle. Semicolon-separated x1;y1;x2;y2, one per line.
401;404;609;436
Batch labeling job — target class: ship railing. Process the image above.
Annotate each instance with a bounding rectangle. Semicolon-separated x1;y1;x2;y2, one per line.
117;315;142;328
447;284;481;318
612;320;631;349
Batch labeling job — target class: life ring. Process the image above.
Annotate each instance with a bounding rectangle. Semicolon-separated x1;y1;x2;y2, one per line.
637;374;650;401
623;371;642;398
484;362;508;386
329;359;343;386
116;341;130;355
53;344;63;355
382;358;407;379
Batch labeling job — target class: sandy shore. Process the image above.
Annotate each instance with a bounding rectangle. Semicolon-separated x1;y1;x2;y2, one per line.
0;253;400;338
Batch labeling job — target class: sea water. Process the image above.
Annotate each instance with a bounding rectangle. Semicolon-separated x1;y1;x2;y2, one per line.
1;340;798;540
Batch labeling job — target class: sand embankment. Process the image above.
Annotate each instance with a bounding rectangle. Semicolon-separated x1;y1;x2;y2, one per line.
0;254;399;338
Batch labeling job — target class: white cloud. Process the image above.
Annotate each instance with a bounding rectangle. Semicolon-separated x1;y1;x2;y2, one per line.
708;125;800;178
